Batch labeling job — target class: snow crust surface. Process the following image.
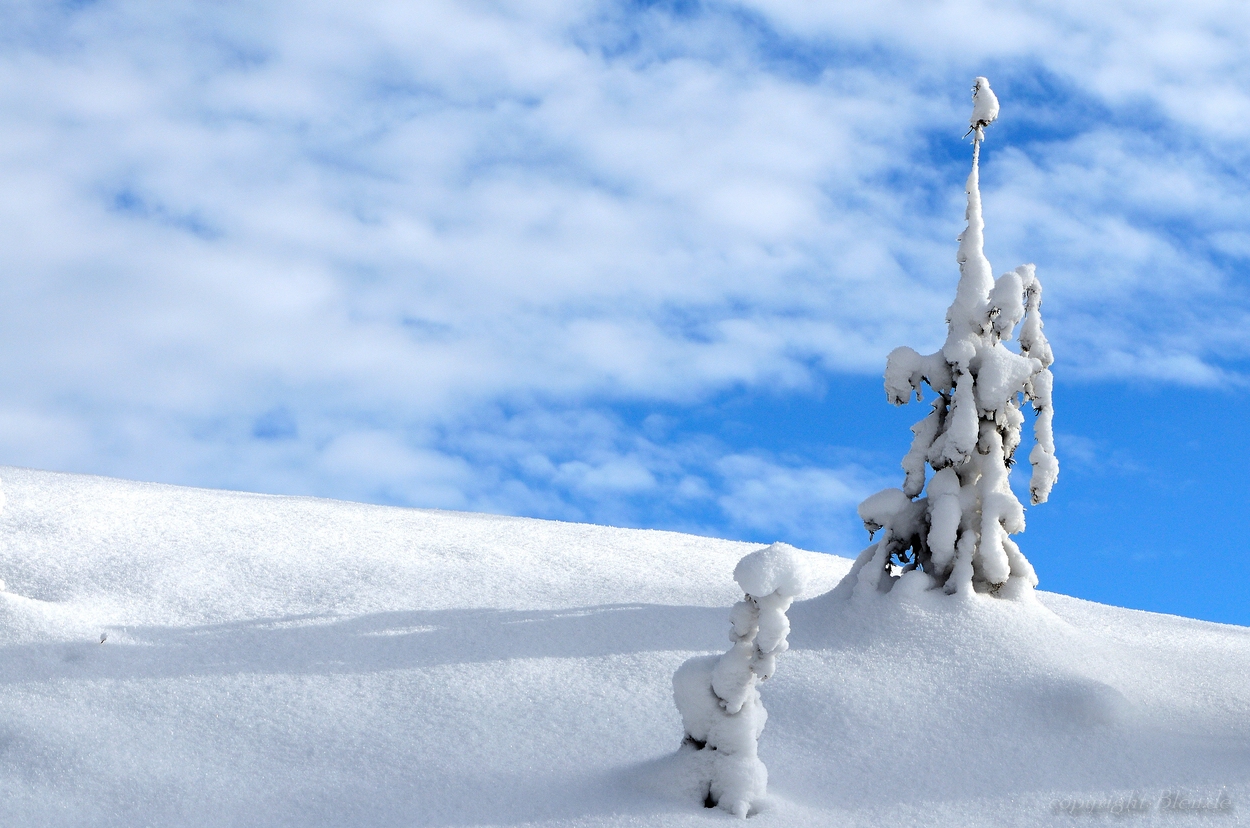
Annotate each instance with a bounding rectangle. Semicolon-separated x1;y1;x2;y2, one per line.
0;466;1246;826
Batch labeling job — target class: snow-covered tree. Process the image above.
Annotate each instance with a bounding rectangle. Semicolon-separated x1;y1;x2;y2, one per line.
672;543;807;818
844;77;1057;600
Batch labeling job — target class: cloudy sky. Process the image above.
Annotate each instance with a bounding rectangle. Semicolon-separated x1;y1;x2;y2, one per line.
2;0;1248;623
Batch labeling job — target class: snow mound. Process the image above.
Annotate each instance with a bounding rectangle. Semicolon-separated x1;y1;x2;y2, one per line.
0;466;1246;827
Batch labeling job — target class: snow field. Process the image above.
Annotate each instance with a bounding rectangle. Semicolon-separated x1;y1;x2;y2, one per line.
0;466;1247;826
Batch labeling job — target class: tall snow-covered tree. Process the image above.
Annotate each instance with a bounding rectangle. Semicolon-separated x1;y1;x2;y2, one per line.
844;77;1057;599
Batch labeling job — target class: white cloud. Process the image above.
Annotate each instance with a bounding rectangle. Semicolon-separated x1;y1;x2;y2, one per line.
0;0;1247;542
715;453;881;553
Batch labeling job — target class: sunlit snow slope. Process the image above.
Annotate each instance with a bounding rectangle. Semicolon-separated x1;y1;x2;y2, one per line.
0;466;1245;827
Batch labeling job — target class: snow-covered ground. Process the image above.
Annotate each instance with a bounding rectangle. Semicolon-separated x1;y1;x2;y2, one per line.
0;466;1245;826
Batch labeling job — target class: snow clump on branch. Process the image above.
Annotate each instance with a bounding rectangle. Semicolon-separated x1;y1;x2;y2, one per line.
672;543;807;818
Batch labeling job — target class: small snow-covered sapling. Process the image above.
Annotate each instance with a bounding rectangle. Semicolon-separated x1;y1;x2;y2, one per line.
672;543;807;818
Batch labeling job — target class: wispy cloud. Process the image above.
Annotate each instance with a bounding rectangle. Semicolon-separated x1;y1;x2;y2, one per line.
0;0;1246;544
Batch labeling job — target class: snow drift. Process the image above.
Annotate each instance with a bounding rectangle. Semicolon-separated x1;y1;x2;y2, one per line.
0;466;1246;827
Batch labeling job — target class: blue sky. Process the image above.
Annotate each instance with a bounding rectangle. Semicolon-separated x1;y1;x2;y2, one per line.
2;0;1249;624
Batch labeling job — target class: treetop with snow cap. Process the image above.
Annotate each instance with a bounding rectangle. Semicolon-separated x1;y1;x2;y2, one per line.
733;542;808;599
843;76;1058;600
